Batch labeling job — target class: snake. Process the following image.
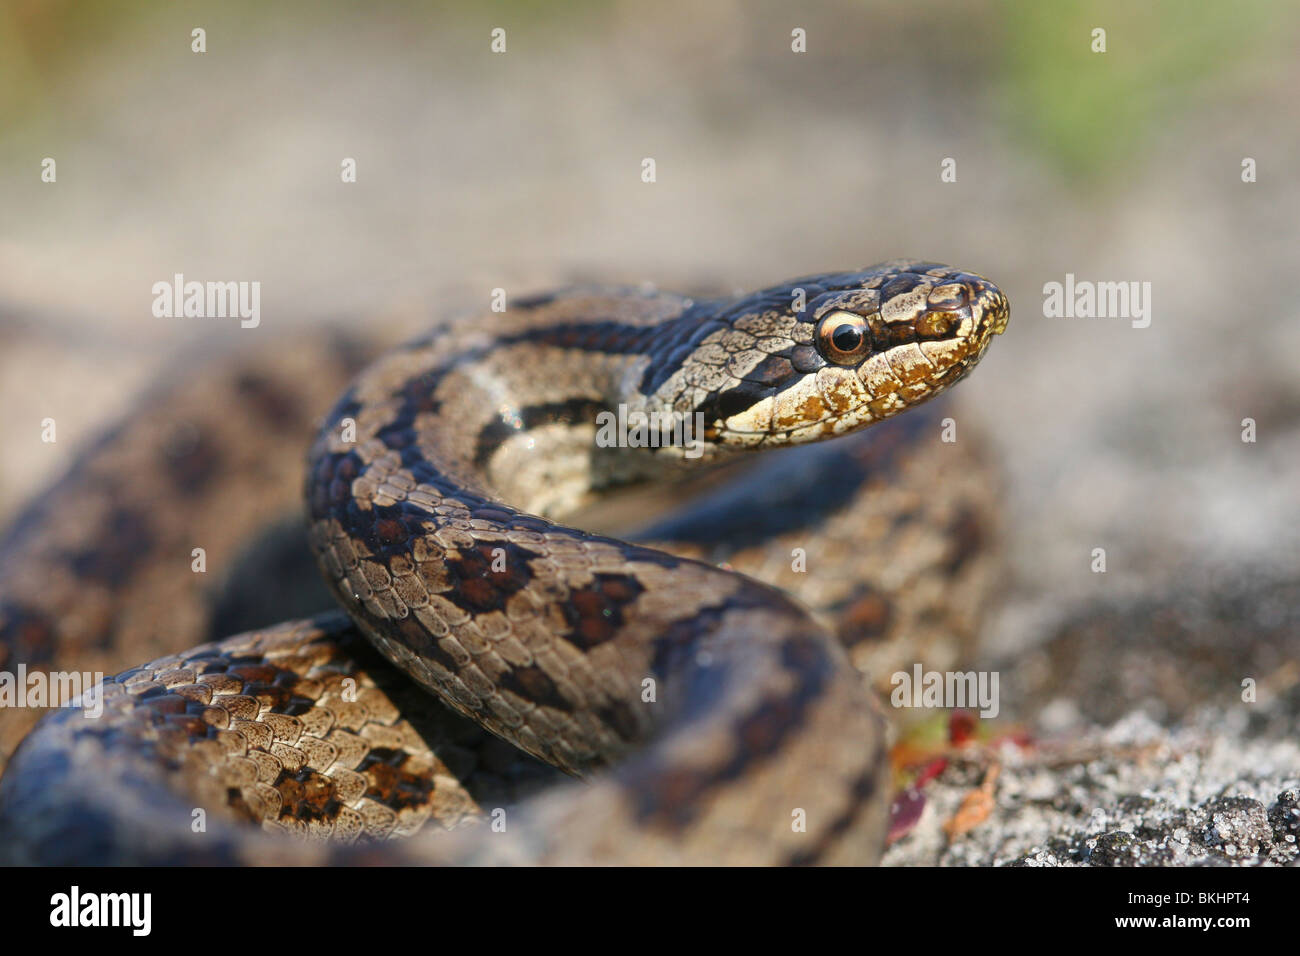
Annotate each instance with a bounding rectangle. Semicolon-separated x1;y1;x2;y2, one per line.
0;260;1008;865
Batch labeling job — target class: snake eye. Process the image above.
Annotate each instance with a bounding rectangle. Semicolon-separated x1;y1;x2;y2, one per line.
815;310;872;366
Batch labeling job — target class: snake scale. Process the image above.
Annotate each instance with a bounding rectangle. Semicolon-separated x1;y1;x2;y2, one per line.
0;260;1008;865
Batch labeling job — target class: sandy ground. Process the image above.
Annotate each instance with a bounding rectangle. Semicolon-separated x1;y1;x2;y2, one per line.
2;2;1298;863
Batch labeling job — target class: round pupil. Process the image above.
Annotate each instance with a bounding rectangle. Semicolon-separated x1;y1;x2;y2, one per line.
831;324;862;352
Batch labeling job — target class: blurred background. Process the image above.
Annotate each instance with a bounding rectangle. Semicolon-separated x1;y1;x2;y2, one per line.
1;1;1298;738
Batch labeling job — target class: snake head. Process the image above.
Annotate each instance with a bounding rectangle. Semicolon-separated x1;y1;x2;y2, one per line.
686;261;1009;447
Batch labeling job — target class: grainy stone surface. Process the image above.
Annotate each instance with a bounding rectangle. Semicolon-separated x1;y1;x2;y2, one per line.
884;575;1300;866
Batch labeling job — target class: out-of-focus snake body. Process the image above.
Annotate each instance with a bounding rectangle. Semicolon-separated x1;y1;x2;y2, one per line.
0;261;1008;864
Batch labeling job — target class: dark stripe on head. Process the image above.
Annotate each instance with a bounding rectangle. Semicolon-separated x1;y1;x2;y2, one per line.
318;320;659;479
692;380;771;431
686;350;805;430
637;300;728;396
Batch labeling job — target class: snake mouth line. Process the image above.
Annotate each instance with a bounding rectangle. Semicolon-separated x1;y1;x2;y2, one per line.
717;355;979;441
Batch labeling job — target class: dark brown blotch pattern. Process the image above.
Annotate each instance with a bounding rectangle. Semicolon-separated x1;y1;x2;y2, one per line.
443;539;541;614
559;572;645;650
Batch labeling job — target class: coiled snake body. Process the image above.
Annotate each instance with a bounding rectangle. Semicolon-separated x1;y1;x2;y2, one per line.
0;261;1008;864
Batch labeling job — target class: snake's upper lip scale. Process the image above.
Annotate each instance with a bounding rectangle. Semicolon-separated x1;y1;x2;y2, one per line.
718;357;977;440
